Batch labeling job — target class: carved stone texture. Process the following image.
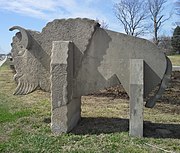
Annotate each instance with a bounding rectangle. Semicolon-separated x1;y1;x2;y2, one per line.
51;41;81;134
129;59;144;137
76;28;172;107
10;18;99;95
10;29;50;95
9;18;173;135
41;18;100;55
145;57;172;108
10;18;172;108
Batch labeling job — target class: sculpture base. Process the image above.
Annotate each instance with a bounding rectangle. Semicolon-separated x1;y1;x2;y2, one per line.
51;97;81;134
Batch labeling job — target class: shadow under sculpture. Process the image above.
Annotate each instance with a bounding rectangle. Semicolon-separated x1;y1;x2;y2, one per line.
9;18;172;136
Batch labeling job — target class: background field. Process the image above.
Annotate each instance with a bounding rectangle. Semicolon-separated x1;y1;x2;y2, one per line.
168;54;180;66
0;60;179;152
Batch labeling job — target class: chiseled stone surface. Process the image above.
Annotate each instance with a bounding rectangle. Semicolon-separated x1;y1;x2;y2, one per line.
10;18;172;135
51;41;81;134
51;97;81;133
51;41;74;108
10;18;171;103
10;28;50;95
10;18;99;95
76;28;167;98
129;59;144;137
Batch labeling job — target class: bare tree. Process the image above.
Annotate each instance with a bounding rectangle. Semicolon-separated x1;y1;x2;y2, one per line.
114;0;149;36
158;35;173;54
148;0;171;45
96;18;108;29
175;0;180;16
100;20;109;29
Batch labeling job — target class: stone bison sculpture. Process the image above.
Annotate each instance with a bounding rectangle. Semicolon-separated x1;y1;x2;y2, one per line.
10;18;172;109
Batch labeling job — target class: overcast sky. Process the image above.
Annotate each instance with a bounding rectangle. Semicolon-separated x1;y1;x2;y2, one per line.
0;0;179;54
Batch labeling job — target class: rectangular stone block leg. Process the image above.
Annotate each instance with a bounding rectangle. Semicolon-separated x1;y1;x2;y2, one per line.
51;97;81;134
129;59;144;137
50;41;81;134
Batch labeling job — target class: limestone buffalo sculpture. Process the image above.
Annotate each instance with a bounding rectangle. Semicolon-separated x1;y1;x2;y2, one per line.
10;18;172;108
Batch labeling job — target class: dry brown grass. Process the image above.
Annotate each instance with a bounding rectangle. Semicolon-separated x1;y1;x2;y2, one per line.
0;61;180;152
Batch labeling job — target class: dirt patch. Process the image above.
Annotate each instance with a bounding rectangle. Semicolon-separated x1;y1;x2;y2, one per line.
90;71;180;105
160;71;180;105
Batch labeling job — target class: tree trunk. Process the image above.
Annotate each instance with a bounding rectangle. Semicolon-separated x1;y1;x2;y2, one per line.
154;18;159;45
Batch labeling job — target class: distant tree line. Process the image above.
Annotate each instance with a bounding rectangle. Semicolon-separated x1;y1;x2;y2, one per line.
171;26;180;54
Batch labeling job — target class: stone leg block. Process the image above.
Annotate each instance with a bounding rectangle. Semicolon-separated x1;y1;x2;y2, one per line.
51;97;81;134
50;41;81;134
129;59;144;137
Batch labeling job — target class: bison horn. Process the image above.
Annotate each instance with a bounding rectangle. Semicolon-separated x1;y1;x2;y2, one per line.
9;26;31;49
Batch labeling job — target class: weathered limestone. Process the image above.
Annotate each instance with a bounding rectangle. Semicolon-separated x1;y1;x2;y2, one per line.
129;59;144;137
9;27;50;95
51;41;81;133
76;28;166;97
145;57;172;108
51;97;81;133
9;18;172;135
10;18;99;95
10;19;171;106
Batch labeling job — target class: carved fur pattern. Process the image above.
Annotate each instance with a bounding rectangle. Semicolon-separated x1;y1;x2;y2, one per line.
10;18;99;95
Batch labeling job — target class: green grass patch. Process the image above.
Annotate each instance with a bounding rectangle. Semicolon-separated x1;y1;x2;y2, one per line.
0;92;32;123
0;108;32;123
0;62;179;152
168;54;180;66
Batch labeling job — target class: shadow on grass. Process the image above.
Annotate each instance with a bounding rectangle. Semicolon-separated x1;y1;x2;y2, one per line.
72;117;129;135
71;117;180;139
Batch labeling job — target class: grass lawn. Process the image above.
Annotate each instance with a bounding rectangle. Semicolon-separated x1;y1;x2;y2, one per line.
168;54;180;66
0;61;180;153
